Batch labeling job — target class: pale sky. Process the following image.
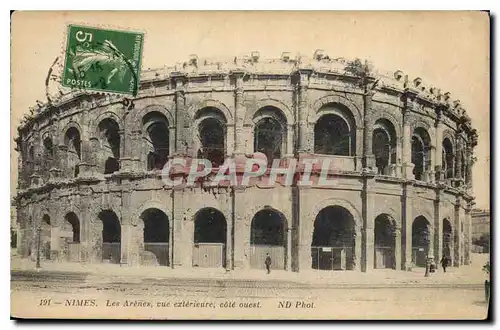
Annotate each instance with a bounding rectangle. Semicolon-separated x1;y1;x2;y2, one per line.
10;11;490;208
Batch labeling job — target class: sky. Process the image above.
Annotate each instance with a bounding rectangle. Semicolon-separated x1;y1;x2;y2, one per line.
10;11;490;208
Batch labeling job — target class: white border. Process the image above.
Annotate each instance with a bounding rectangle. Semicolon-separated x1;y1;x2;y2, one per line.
3;2;496;330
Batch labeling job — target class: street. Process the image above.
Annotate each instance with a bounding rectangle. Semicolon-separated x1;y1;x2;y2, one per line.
11;270;489;320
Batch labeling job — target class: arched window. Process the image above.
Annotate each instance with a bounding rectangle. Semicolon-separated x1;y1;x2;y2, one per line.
98;119;120;174
43;137;54;159
411;127;431;181
195;107;226;168
143;112;169;171
64;127;82;177
314;104;356;156
442;138;454;179
372;119;397;175
253;106;286;165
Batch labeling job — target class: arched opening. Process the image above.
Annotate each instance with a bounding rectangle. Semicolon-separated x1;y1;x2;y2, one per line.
411;127;431;181
311;206;356;271
442;138;454;179
195;107;227;168
412;216;431;267
141;208;170;266
372;119;397;175
41;137;54;181
98;119;120;174
198;118;225;167
41;214;51;260
98;210;121;263
314;104;356;157
143;112;170;171
43;137;54;159
443;218;452;259
253;106;287;166
64;127;81;178
64;212;80;262
250;209;287;270
193;208;227;268
374;214;396;269
25;146;36;182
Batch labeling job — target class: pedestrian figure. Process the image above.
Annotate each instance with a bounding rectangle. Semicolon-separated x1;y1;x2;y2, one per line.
441;256;449;273
265;253;272;275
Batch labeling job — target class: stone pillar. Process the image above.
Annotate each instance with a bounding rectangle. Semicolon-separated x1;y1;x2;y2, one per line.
173;75;187;155
428;145;436;183
226;124;235;156
296;187;312;272
297;70;312;154
50;226;61;261
233;73;245;155
453;198;462;267
58;145;68;178
455;136;462;187
362;91;375;169
434;110;444;181
433;196;443;269
402;183;413;270
361;176;375;272
172;189;186;268
402;97;414;179
120;223;131;265
394;227;402;270
233;188;249;269
466;144;473;191
464;202;472;265
286;228;292;271
225;211;233;270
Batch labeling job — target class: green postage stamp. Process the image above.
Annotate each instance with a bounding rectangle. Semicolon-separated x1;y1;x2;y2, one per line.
62;24;144;96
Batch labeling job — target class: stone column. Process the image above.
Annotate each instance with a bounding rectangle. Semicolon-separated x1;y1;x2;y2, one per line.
225;210;233;270
394;227;402;270
233;73;245;155
286;227;292;271
297;70;312;154
173;75;187;155
466;144;473;191
361;177;375;272
434;109;444;181
362;91;375;169
428;145;436;183
455;136;462;187
50;226;61;261
172;189;186;268
233;188;250;269
58;145;68;178
402;184;413;270
464;202;472;265
297;187;313;272
453;197;462;267
402;96;414;179
433;196;443;269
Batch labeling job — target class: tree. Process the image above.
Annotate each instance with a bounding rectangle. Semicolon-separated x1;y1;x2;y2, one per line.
473;233;490;253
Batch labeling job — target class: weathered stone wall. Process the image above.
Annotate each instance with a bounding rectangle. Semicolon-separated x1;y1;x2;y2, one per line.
14;54;477;272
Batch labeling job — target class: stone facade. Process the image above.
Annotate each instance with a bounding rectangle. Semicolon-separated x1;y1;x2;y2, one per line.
14;51;478;272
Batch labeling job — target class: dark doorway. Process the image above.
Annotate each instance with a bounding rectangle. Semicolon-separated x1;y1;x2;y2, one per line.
374;214;396;269
311;206;356;270
412;216;431;267
250;209;287;270
141;208;170;266
193;208;227;268
98;210;121;263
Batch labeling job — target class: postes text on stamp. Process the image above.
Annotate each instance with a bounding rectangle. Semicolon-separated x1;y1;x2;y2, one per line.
62;24;144;96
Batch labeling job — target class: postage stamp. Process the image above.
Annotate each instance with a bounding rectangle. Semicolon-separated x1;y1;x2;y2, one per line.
62;24;144;96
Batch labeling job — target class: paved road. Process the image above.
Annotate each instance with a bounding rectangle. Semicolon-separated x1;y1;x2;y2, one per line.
11;270;489;320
